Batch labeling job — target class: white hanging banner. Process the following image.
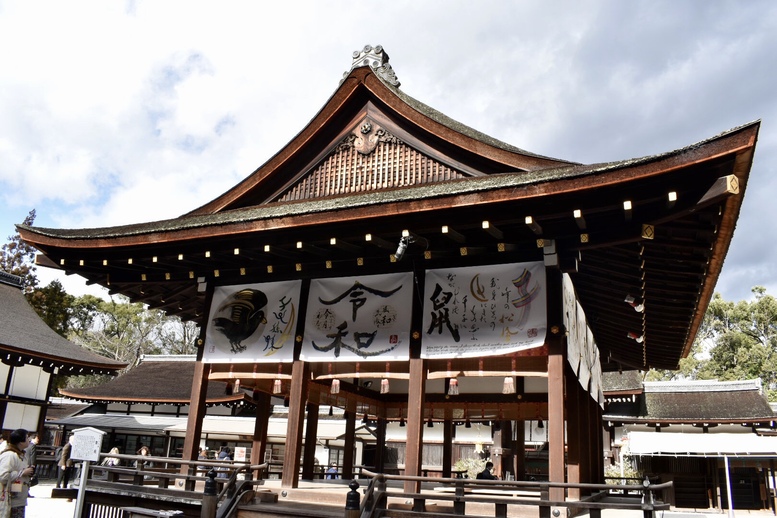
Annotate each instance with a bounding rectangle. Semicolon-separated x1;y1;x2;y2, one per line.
203;280;302;363
301;272;413;362
563;274;581;376
421;262;546;358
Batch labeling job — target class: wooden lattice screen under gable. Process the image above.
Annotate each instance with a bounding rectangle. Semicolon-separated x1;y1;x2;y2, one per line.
278;136;466;202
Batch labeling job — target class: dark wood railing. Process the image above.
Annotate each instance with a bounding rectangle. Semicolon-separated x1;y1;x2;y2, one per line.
69;452;268;518
357;469;672;518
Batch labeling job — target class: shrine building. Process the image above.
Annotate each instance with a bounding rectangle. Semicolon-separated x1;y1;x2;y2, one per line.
17;45;759;499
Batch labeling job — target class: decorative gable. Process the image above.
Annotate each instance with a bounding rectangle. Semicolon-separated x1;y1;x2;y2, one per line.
275;116;467;202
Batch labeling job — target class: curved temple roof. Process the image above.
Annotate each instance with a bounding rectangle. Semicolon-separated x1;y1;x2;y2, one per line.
17;46;759;374
60;355;250;407
0;273;126;374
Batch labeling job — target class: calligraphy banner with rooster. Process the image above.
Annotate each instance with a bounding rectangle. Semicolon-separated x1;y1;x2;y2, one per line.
301;272;413;362
203;280;302;363
421;262;546;358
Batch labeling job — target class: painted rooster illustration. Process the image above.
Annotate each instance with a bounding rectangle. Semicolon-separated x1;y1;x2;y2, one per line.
212;289;268;353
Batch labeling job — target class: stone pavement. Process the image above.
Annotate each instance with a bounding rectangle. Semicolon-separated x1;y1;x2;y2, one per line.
25;481;76;517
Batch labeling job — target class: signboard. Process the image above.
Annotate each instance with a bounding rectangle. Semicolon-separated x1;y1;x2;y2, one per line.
421;262;547;358
204;280;302;363
233;447;247;462
71;427;106;462
301;272;413;361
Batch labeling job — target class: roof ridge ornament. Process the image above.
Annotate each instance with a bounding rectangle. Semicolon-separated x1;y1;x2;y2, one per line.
343;44;400;87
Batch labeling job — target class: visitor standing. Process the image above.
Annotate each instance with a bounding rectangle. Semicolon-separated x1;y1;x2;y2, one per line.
21;435;37;499
0;428;35;517
55;435;74;489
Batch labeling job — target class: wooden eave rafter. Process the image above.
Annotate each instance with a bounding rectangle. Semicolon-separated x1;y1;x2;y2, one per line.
58;391;251;407
0;346;124;375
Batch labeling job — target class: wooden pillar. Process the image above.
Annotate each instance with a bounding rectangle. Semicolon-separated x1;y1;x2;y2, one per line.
342;399;357;479
281;360;309;488
403;357;426;494
546;267;566;502
442;416;453;478
180;360;210;476
498;420;513;480
375;417;387;473
0;365;15;428
492;426;504;478
566;368;582;500
548;352;565;493
302;403;319;479
250;391;272;468
38;370;58;438
578;385;592;488
515;378;526;480
596;401;605;483
515;419;526;480
591;397;603;484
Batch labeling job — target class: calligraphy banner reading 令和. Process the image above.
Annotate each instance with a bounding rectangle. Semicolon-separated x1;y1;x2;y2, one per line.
421;262;547;358
301;272;413;362
203;280;301;363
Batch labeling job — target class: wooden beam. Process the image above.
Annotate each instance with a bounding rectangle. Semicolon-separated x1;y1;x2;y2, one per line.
364;233;394;250
525;216;543;235
441;225;466;243
697;174;739;206
481;220;504;240
329;237;362;253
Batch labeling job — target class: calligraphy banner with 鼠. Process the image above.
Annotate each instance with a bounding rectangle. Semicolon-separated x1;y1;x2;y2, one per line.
203;280;301;363
301;272;413;362
421;262;547;358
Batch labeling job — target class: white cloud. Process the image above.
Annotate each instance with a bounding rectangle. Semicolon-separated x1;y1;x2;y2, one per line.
1;0;776;302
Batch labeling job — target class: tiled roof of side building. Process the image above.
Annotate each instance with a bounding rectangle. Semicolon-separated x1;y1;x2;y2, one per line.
642;379;774;421
0;279;126;372
60;355;248;406
602;370;644;393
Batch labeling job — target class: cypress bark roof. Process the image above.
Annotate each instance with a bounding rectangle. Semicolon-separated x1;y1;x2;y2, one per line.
60;355;250;406
604;378;775;424
0;273;125;374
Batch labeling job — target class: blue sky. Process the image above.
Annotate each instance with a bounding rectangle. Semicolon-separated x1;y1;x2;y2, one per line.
1;1;776;302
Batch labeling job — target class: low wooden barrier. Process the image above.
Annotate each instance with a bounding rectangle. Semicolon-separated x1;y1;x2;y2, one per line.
357;469;672;518
64;452;268;518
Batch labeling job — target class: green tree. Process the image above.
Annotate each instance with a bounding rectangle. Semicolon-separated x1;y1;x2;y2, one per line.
26;279;74;337
648;287;777;401
0;209;38;289
158;317;199;355
68;295;199;364
69;295;166;365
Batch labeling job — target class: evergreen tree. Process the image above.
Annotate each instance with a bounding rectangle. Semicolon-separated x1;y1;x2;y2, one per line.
648;287;777;401
0;209;38;290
